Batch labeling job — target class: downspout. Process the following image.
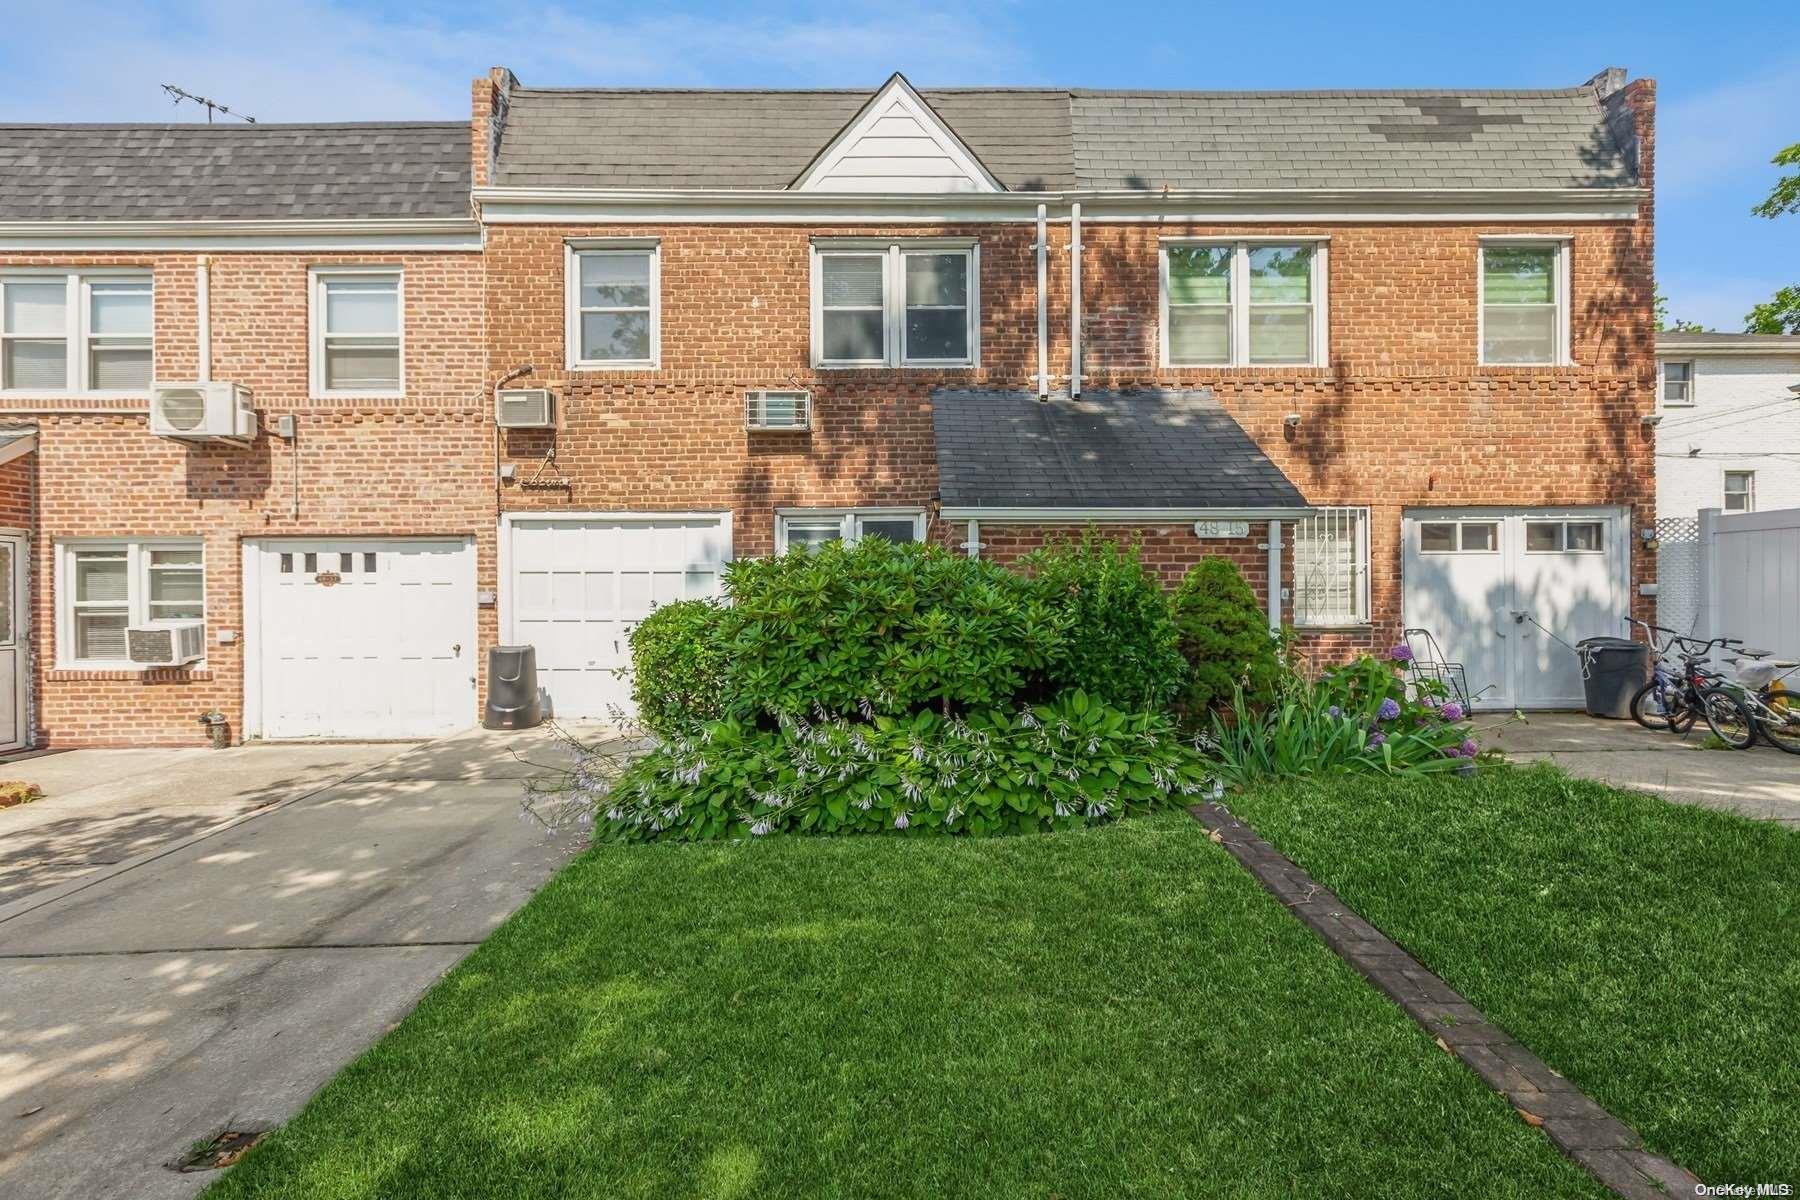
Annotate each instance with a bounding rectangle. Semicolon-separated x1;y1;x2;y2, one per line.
1068;202;1082;397
1266;520;1283;632
194;256;211;383
1035;203;1048;398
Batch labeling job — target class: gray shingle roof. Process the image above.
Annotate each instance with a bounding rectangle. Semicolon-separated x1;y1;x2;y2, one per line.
933;389;1308;511
493;83;1635;193
0;123;471;221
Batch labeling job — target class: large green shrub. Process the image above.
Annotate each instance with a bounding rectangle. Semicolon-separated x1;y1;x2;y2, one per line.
1020;534;1186;711
592;691;1213;841
628;599;731;737
1172;558;1283;717
719;538;1066;722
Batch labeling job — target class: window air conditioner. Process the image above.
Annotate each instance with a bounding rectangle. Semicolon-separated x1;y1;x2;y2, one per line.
495;388;556;429
745;389;812;432
126;620;205;667
149;382;258;442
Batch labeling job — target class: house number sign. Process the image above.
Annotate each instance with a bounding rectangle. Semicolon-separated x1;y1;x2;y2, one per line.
314;571;342;587
1193;520;1250;539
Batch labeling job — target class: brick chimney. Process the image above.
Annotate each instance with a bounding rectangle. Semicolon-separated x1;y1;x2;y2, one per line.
471;66;518;191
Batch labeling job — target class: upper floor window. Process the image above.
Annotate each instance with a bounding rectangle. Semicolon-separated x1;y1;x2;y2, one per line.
1;271;153;394
1293;506;1369;627
812;241;978;368
1161;241;1326;368
1659;360;1694;405
1480;241;1568;366
311;269;402;397
1724;470;1755;513
566;242;659;369
58;539;204;668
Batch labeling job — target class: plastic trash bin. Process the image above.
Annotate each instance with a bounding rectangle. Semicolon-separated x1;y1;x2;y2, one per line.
1576;636;1650;719
484;644;545;729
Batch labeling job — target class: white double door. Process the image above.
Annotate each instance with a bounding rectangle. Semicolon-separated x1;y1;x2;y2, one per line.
1402;508;1630;710
501;514;731;721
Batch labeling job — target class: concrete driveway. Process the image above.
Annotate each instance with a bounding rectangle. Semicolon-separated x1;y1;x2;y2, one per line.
1484;712;1800;826
0;725;591;1200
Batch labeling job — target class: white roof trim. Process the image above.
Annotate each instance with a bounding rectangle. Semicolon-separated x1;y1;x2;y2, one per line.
0;217;481;252
0;428;37;467
1655;337;1800;357
791;73;1004;194
938;505;1315;522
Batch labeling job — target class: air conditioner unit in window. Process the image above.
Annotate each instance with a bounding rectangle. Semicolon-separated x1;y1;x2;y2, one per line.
495;388;556;429
126;621;205;667
745;389;811;432
149;382;258;443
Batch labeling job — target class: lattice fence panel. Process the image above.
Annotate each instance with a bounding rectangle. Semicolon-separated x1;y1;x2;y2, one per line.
1655;517;1703;636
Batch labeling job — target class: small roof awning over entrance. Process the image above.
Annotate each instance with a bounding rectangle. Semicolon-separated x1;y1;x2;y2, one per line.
931;389;1309;520
0;425;37;467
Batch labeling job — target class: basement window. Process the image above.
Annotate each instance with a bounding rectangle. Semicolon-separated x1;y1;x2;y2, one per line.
57;540;205;668
776;509;926;554
1;271;153;395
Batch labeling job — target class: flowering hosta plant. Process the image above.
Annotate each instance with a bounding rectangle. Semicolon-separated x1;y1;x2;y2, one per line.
1203;654;1478;786
547;691;1215;842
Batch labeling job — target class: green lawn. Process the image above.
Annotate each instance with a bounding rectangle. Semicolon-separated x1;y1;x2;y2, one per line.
1228;764;1800;1184
206;814;1602;1199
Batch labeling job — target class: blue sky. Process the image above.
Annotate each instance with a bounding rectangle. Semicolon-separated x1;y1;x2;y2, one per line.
3;0;1795;329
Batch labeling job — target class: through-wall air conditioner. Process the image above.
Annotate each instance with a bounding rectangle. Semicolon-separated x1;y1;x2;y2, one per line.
149;382;258;442
495;388;556;429
126;621;205;667
745;389;811;432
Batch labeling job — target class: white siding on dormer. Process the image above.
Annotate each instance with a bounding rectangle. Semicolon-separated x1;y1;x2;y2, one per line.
795;78;1001;194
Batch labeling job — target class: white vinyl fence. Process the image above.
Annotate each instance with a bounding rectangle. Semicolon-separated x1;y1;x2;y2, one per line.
1692;506;1800;660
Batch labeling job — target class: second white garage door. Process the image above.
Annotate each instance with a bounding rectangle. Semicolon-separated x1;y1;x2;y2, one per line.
501;513;732;720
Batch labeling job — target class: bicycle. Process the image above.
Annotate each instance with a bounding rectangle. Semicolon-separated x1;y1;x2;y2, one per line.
1704;651;1800;754
1627;622;1745;737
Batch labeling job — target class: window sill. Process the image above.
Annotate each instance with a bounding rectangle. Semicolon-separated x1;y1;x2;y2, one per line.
310;391;405;402
1294;623;1373;633
815;363;979;371
0;392;150;402
567;361;659;373
50;665;212;681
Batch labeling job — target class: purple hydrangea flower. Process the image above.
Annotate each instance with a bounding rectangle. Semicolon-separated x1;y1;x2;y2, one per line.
1377;697;1402;721
1439;701;1465;722
1327;705;1342;719
1367;730;1386;749
1459;738;1479;758
1389;644;1415;663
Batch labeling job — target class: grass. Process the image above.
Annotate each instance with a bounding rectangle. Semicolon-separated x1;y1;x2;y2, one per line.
205;814;1603;1199
1227;764;1800;1184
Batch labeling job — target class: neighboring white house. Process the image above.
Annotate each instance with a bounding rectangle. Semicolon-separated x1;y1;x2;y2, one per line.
1655;333;1800;518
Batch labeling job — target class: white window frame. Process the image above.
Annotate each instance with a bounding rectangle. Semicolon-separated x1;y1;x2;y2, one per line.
1522;520;1607;555
565;240;660;371
1658;359;1695;407
309;267;404;399
1723;470;1756;514
55;538;205;670
1293;506;1369;627
0;268;154;397
810;240;980;369
1418;520;1501;555
1158;238;1329;368
1477;236;1571;367
775;508;928;553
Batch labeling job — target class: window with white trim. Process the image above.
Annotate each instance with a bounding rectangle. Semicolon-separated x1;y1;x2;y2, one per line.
1293;507;1369;626
813;242;977;368
1724;470;1755;513
311;270;402;396
1;271;153;394
1161;241;1325;367
58;540;204;666
776;510;926;554
1524;521;1605;553
567;244;659;368
1659;360;1693;405
1480;241;1568;365
1418;521;1499;554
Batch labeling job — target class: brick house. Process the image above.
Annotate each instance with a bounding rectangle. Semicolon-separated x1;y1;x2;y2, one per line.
0;66;1656;746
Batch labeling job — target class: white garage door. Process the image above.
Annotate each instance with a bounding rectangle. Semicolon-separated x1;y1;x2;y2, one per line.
502;513;731;720
1403;508;1630;710
248;538;477;739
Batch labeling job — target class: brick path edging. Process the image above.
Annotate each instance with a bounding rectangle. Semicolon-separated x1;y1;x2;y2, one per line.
1189;802;1703;1200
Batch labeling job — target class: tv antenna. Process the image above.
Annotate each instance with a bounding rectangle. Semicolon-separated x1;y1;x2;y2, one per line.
160;84;256;124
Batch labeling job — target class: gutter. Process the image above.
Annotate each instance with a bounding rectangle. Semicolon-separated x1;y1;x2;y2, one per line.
938;505;1315;522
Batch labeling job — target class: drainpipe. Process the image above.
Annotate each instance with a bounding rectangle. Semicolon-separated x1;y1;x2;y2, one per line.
1266;520;1283;632
1069;202;1082;397
964;518;981;560
1035;204;1048;398
195;256;211;383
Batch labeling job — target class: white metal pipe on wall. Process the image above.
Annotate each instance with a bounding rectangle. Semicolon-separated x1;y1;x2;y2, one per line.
195;256;211;383
1069;202;1082;397
1035;204;1048;398
1267;520;1283;631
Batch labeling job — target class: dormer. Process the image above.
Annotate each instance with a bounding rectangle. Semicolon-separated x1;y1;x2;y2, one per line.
791;73;1004;194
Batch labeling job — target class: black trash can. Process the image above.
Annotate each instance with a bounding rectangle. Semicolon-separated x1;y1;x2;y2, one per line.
484;644;545;730
1576;636;1650;719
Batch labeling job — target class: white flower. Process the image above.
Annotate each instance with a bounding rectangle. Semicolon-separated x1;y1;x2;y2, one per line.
893;811;911;830
750;819;772;836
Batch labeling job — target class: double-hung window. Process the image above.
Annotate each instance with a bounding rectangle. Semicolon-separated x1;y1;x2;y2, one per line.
311;269;402;396
1480;240;1569;365
1161;240;1326;367
776;509;926;554
1659;360;1694;406
59;540;205;667
567;242;659;369
1293;507;1369;626
1;271;153;394
1724;471;1755;513
813;241;978;368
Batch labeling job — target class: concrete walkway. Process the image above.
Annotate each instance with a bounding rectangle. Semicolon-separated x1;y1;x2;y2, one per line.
1484;712;1800;826
0;725;593;1200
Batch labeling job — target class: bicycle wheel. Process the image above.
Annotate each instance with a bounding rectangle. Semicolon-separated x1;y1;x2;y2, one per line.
1630;679;1678;732
1758;689;1800;755
1701;687;1756;749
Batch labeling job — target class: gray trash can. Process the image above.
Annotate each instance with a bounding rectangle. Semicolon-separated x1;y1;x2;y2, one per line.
484;645;544;729
1576;636;1650;719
